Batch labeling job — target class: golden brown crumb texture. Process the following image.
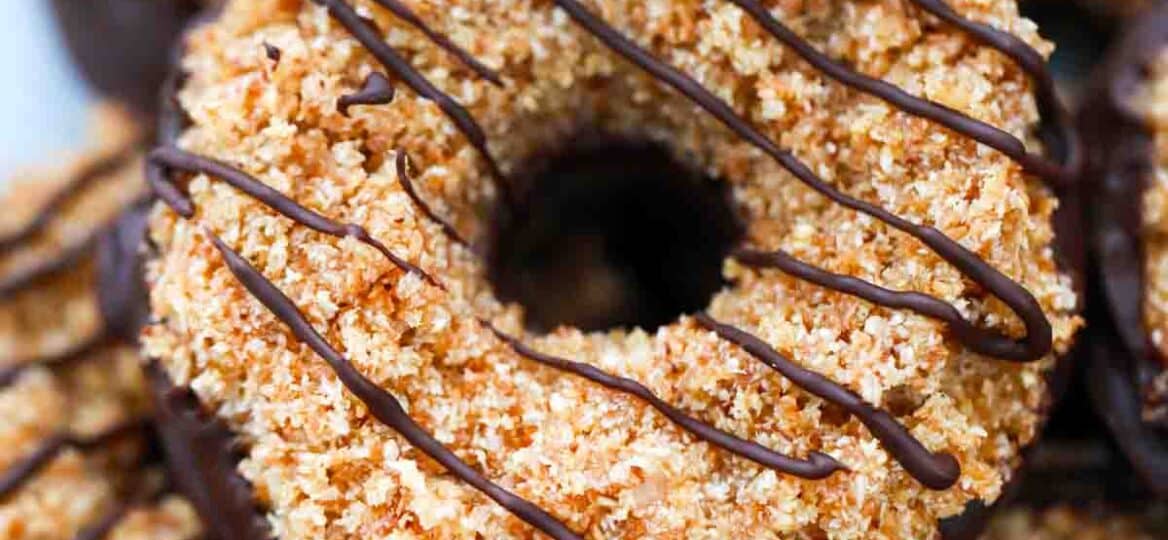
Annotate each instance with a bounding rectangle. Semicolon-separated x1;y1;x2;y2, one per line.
144;1;1079;538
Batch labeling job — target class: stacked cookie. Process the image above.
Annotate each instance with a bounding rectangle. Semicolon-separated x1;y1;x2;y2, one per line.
0;105;198;540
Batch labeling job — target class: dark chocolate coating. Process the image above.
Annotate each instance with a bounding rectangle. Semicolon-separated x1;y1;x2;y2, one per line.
51;0;200;117
96;200;153;344
145;361;273;540
1079;0;1168;497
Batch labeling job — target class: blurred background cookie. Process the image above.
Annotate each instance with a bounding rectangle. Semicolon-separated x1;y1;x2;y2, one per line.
1078;0;1168;498
0;105;199;539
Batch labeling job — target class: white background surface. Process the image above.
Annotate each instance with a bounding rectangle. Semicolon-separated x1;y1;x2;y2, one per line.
0;1;94;181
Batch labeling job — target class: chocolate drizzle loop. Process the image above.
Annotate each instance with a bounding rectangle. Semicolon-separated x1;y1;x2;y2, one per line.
695;313;960;490
486;322;845;479
147;146;438;286
337;72;396;116
550;0;1053;363
207;234;581;540
0;333;108;391
728;0;1071;185
0;419;145;502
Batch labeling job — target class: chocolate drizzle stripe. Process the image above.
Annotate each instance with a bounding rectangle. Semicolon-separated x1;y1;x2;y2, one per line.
147;146;438;287
694;313;960;490
0;419;145;502
733;248;1033;362
395;151;468;246
72;479;173;540
906;0;1077;175
0;146;137;254
907;0;1056;119
485;322;844;479
0;232;97;301
313;0;512;204
550;0;1052;363
727;0;1068;183
206;234;581;540
0;333;109;390
369;0;503;86
337;72;396;117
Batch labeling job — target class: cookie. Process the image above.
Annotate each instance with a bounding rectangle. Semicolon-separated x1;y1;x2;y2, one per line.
145;1;1081;537
0;105;199;540
1079;0;1168;498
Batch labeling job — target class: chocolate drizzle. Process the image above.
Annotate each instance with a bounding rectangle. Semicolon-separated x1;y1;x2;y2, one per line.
394;151;467;246
732;247;1040;362
337;72;396;116
485;322;844;479
263;42;281;64
0;140;151;388
0;143;139;301
694;313;960;489
143;0;1079;536
0;198;152;392
0;333;108;391
205;233;579;540
148;136;848;536
728;0;1072;184
0;237;95;301
311;0;511;204
147;146;438;287
0;154;161;538
0;419;145;502
368;0;503;86
72;479;172;540
907;0;1075;168
0;146;136;253
0;7;230;540
550;0;1054;363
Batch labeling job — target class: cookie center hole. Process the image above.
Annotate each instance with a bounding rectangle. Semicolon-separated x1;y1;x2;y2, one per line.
488;136;744;333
